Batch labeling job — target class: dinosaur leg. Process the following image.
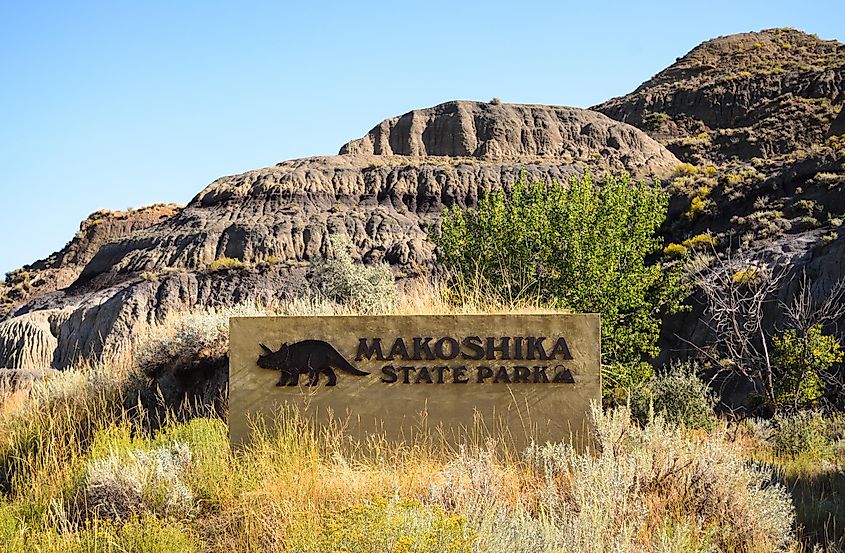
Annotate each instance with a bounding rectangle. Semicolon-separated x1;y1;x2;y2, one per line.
307;370;320;386
287;370;300;386
276;372;289;387
305;356;320;386
323;368;337;386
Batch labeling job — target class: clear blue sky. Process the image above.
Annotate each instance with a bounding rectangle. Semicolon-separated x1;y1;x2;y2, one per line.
1;1;843;275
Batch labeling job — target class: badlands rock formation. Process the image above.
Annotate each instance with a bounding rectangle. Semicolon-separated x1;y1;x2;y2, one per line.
0;102;677;370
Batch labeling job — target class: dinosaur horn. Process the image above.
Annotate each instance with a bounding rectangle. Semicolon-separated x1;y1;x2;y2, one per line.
259;343;273;355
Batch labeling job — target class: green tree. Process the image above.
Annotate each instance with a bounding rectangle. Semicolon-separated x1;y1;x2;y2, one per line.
434;171;687;392
773;325;844;409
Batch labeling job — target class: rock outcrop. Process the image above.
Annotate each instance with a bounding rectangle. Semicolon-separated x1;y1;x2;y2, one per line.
595;28;844;163
76;154;676;287
2;29;842;394
340;100;676;172
0;204;181;319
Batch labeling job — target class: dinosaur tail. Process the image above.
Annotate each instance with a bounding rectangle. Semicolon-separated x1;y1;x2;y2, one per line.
329;348;369;376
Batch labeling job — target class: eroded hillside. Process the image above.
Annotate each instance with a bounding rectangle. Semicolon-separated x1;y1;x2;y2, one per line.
0;103;676;369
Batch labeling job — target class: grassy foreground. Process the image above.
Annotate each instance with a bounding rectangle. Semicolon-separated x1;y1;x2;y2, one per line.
0;297;842;552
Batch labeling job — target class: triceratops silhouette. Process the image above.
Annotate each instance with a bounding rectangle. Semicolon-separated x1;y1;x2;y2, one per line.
257;340;369;387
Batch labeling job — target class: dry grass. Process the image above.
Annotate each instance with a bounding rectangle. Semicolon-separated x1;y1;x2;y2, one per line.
0;357;801;553
1;293;842;551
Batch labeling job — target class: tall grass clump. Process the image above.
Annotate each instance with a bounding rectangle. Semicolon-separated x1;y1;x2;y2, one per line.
772;410;835;461
0;360;135;503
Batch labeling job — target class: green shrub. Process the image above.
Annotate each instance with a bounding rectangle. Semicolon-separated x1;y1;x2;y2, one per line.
681;132;712;147
772;411;834;460
642;112;670;129
681;233;718;251
799;216;821;229
794;199;818;215
630;362;717;431
313;234;399;313
674;163;699;176
207;257;246;272
732;267;763;285
434;172;687;392
663;243;688;258
822;231;840;246
773;325;843;408
685;194;712;220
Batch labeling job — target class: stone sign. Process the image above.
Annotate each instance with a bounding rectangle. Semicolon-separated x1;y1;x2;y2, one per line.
229;314;600;448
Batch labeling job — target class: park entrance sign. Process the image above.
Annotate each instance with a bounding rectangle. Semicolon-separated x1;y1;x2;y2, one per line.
229;314;600;448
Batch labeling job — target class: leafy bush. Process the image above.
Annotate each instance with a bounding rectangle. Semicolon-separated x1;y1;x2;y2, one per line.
772;411;834;460
434;172;686;391
663;243;687;257
773;325;844;408
629;362;717;431
313;234;398;313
